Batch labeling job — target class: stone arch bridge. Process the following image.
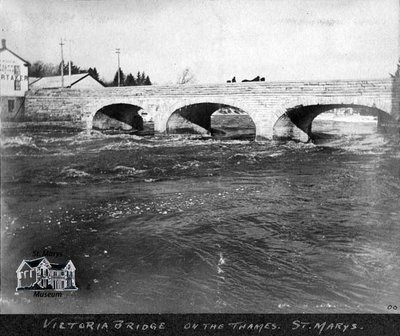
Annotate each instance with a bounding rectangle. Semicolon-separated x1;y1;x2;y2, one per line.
25;78;399;141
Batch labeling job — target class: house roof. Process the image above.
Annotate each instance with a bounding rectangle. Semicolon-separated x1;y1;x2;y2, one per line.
16;257;75;272
0;47;31;66
25;257;49;268
29;73;104;89
50;263;68;270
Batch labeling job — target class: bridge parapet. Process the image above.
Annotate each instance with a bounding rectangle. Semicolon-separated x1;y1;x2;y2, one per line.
27;78;393;97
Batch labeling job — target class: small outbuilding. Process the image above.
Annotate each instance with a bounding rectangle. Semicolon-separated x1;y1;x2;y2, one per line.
29;73;104;90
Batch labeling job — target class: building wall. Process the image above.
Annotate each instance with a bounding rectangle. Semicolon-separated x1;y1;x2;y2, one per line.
0;49;29;120
0;49;29;97
0;96;25;121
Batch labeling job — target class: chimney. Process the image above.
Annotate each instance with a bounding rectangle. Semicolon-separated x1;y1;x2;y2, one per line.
1;39;6;49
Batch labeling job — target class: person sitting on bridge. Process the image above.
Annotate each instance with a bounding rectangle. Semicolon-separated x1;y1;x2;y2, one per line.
242;76;261;82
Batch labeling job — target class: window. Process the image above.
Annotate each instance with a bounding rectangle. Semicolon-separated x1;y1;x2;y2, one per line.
14;65;20;76
8;100;14;113
14;80;21;90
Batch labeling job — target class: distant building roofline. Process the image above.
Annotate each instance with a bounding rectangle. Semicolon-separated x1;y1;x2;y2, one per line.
72;73;105;87
30;73;104;89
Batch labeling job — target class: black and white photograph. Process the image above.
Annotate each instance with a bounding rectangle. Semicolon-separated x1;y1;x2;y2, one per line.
1;0;400;326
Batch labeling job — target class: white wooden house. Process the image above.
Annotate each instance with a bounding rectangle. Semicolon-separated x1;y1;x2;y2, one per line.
16;257;77;291
0;39;30;120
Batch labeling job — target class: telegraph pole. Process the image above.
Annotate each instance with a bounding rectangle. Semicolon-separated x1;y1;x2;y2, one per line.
115;48;121;87
60;38;65;88
68;39;72;80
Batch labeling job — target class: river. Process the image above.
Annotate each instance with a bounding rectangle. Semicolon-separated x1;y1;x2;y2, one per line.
1;119;399;313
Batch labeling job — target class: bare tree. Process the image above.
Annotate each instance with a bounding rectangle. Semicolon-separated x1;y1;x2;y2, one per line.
29;61;58;77
177;68;196;84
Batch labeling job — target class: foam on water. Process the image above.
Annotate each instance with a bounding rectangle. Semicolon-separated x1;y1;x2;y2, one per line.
61;167;91;178
1;135;34;147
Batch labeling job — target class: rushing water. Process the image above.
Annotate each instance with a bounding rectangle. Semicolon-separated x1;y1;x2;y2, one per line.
1;120;400;313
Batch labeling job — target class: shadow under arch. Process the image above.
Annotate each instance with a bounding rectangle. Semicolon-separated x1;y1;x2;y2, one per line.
273;104;393;141
166;102;256;140
92;103;145;132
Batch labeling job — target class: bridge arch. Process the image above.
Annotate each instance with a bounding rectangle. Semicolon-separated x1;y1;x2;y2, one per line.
272;103;393;141
166;102;256;140
92;103;147;132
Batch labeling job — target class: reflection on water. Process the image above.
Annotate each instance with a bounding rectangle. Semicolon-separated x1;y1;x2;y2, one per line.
1;120;400;313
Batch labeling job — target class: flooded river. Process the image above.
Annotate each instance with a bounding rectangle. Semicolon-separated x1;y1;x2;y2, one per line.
1;120;400;313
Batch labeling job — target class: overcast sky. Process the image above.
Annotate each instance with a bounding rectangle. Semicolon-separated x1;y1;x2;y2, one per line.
1;0;398;84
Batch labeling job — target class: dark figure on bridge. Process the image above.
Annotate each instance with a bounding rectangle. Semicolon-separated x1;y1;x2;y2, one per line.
242;76;261;82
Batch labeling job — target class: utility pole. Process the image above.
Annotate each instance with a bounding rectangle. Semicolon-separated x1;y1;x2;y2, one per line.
68;39;72;80
115;48;121;87
60;38;65;88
